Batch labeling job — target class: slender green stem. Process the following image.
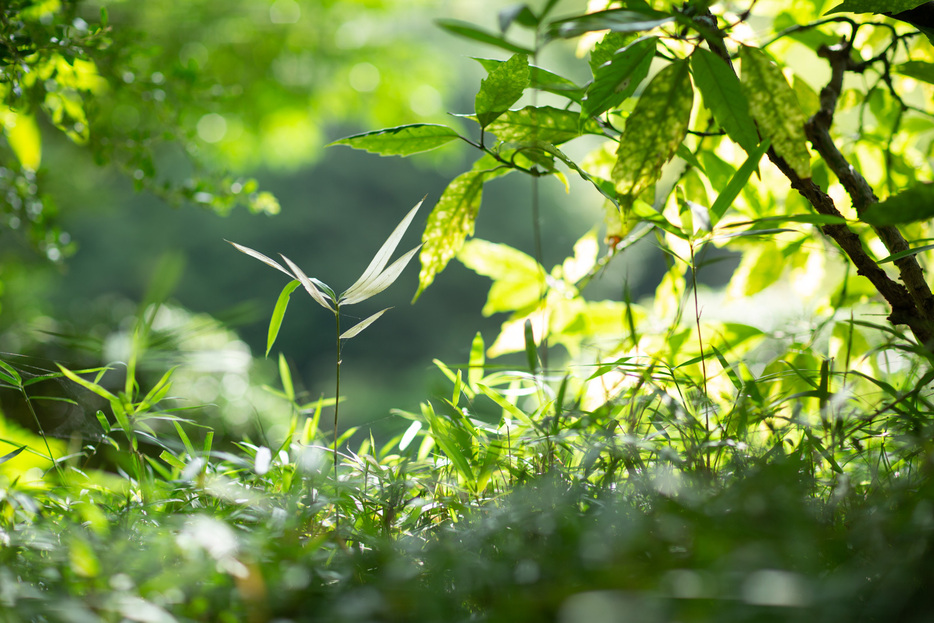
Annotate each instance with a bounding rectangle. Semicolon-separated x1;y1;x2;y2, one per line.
333;306;342;531
20;386;65;480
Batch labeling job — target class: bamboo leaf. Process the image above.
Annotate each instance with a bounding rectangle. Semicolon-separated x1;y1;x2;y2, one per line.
612;59;694;202
436;19;534;55
267;280;300;356
56;365;117;401
341;246;421;305
227;240;293;279
545;8;673;41
877;243;934;264
341;199;423;304
582;37;656;122
327;124;462;156
0;445;26;465
691;48;759;155
475;53;530;128
740;47;811;178
279;255;335;312
340;308;392;340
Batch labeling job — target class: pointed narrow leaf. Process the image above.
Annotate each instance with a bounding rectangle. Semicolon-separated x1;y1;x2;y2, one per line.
327;124;462;156
710;139;770;221
895;61;934;84
612;59;694;202
475;53;530;128
341;199;423;303
499;4;538;32
691;49;759;154
227;240;293;279
468;332;485;390
267;280;301;355
545;8;673;41
740;47;811;178
862;183;934;226
826;0;928;14
415;162;512;301
436;19;535;55
56;365;117;401
582;37;656;121
0;445;26;465
0;360;22;386
279;255;335;312
340;308;391;339
341;245;420;305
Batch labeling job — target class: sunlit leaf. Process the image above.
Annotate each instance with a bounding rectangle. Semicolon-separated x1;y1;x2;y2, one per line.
474;58;584;102
486;106;597;144
436;19;535;55
0;445;26;465
267;280;300;356
740;47;811;178
861;183;934;225
710;139;770;222
877;243;934;264
691;48;759;155
56;365;117;402
468;332;485;391
327;124;462;156
341;199;423;304
457;239;543;315
227;240;293;279
279;255;335;312
545;8;673;41
1;110;42;171
475;53;530;128
612;59;694;202
340;308;392;340
895;60;934;84
341;246;421;305
582;37;656;122
415;161;512;301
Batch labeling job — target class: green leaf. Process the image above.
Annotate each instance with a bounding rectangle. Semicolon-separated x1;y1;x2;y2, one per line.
691;49;759;155
268;280;300;356
341;199;423;304
826;0;929;14
475;54;530;128
710;139;770;222
877;243;934;264
415;162;512;301
474;58;584;103
56;365;117;402
327;124;462;156
457;239;543;315
468;332;485;391
582;36;656;122
895;60;934;84
436;19;535;55
612;59;694;202
486;106;596;145
227;240;293;279
279;255;336;312
1;110;41;171
499;4;538;32
545;8;673;41
861;183;934;225
740;47;811;178
340;308;391;340
0;445;26;465
523;318;538;373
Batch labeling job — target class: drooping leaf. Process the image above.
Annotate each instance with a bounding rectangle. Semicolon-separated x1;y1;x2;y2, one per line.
486;106;598;145
474;58;584;103
415;162;513;301
340;308;391;340
582;36;656;122
279;255;335;312
436;19;535;55
56;365;118;402
341;199;423;304
825;0;929;14
499;4;538;32
612;59;694;202
457;238;543;315
227;240;293;279
327;124;462;156
475;53;530;128
861;183;934;225
895;60;934;84
691;48;759;155
267;280;300;356
740;47;811;178
545;8;673;41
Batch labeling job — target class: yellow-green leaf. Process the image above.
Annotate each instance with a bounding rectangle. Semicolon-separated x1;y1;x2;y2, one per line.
691;49;759;155
740;47;811;178
1;109;41;171
457;239;543;315
475;53;529;128
612;60;694;202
